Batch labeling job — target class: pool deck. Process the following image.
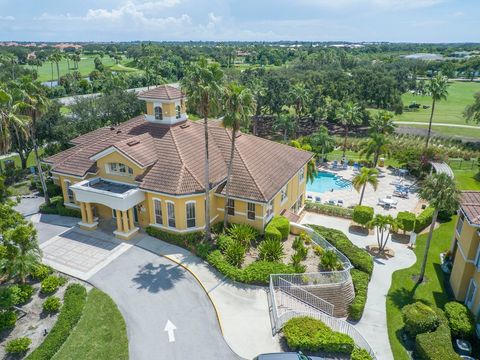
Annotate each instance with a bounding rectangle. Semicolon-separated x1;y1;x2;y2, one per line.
307;166;420;216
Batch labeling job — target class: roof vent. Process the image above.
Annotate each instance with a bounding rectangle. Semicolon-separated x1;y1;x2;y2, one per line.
110;126;115;131
116;130;122;134
180;124;190;129
127;140;140;147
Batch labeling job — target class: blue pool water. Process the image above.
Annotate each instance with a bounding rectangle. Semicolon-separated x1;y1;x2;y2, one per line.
307;171;352;193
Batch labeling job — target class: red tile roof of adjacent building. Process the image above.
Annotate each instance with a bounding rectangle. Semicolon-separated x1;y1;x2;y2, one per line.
45;116;312;202
460;191;480;226
138;85;185;101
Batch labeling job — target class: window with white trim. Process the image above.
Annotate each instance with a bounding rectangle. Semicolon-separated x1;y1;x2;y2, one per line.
280;185;288;204
154;106;163;120
247;202;256;220
186;202;196;228
266;199;274;219
299;168;305;183
475;245;480;270
466;279;477;309
65;180;75;203
175;105;181;119
167;202;176;228
153;199;163;225
227;199;235;216
108;162;134;176
456;212;465;235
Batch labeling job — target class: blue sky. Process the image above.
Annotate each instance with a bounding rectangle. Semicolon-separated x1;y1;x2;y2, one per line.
0;0;478;42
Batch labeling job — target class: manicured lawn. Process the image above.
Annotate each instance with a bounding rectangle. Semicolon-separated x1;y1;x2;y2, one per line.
52;288;128;360
8;180;32;196
386;218;456;360
453;169;480;190
0;149;41;170
397;123;480;139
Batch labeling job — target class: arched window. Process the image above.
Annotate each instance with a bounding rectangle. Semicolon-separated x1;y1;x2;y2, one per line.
175;105;181;119
155;106;163;120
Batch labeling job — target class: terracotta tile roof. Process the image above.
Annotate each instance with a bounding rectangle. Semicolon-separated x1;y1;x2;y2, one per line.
45;116;312;201
460;191;480;226
138;85;184;101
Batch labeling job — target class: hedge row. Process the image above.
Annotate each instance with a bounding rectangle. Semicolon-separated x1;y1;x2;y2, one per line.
304;201;354;219
309;225;373;276
444;301;475;339
27;284;87;360
415;307;461;360
414;207;435;233
352;206;374;227
207;250;297;285
39;196;81;218
146;226;204;252
402;302;440;337
348;269;369;321
265;216;290;241
283;316;355;354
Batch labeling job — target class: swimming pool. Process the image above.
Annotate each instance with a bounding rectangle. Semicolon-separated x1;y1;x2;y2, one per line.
307;171;352;193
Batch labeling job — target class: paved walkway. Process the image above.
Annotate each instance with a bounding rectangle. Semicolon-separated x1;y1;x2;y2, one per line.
301;212;417;360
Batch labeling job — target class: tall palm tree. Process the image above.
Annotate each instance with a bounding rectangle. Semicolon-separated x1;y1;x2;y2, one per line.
336;101;363;159
181;58;224;240
417;173;459;284
425;75;449;148
352;167;379;205
50;52;62;83
359;133;391;167
0;89;29;158
310;125;335;163
222;83;256;227
248;78;266;136
273;113;296;141
289;83;310;136
370;110;396;135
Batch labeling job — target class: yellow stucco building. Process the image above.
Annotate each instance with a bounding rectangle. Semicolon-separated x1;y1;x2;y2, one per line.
45;85;312;241
449;191;480;337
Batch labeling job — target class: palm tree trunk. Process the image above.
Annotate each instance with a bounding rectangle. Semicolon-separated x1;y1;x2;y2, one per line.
374;151;379;168
56;62;60;83
223;128;237;228
342;126;349;159
425;98;436;148
359;182;366;205
32;113;49;205
51;62;54;87
203;113;211;240
417;209;439;284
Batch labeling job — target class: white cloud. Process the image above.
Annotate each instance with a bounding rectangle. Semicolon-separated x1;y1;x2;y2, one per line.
298;0;442;11
0;15;15;21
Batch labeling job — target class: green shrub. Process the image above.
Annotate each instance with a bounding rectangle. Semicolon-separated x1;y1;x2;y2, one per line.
283;316;354;354
292;237;303;251
304;201;354;219
27;284;87;360
349;269;369;321
196;242;213;260
43;296;61;313
313;245;323;256
224;241;246;268
353;206;374;227
207;250;244;282
258;238;285;262
264;224;282;242
39;196;82;218
396;211;416;233
227;223;258;247
444;301;475;339
414;207;435;233
320;249;342;271
216;234;234;253
41;275;63;294
211;221;225;235
266;216;290;240
146;226;203;251
300;231;312;245
290;252;304;267
0;310;17;330
309;225;373;276
402;302;440;337
351;347;373;360
30;264;54;281
6;337;31;354
415;308;462;360
10;284;35;305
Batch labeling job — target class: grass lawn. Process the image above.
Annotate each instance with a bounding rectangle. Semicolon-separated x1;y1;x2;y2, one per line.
23;55;139;82
386;218;456;360
453;169;480;190
397;123;480;139
53;288;128;360
0;149;41;170
7;180;32;196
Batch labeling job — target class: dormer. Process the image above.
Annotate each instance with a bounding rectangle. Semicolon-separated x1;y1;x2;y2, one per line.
138;85;188;125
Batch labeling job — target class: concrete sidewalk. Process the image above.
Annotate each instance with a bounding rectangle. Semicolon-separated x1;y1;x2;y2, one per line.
137;236;282;360
301;212;417;360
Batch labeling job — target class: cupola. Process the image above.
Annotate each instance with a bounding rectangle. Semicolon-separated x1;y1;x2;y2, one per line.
138;85;188;125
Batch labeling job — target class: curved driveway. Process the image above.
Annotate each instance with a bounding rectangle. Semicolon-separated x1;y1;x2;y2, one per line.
89;246;241;360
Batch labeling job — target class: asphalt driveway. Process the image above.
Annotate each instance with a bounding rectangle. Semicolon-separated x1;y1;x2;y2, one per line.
89;246;241;360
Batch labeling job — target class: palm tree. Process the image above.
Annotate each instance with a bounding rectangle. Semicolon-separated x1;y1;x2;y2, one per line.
248;78;266;136
352;167;379;205
370;110;396;135
359;133;391;167
417;173;459;284
369;214;397;253
273;113;296;141
425;75;449;148
336;101;363;159
222;83;256;227
290;141;317;183
289;83;310;136
310;125;335;163
181;58;224;240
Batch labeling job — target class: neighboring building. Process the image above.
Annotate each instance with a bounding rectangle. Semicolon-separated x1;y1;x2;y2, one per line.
44;85;312;240
449;191;480;336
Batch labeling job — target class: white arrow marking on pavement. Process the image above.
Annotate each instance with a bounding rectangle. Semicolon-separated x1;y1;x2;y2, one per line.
164;320;177;342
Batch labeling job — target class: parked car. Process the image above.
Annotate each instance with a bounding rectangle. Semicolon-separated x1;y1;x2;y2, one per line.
253;352;323;360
